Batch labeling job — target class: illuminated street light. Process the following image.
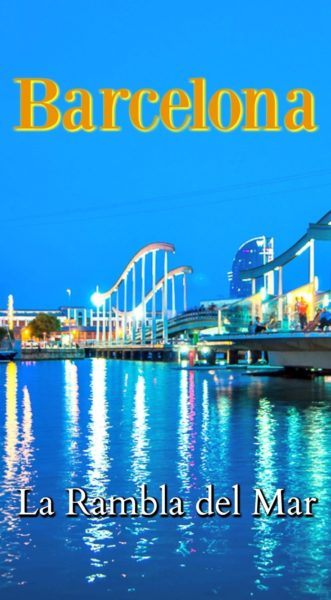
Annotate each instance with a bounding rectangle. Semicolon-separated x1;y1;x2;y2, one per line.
91;290;103;307
91;286;103;343
7;294;14;331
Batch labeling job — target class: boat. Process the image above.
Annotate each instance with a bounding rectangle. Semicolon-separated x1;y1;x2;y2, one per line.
0;349;17;361
0;327;17;361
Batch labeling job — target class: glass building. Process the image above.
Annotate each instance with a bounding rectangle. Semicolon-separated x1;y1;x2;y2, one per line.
228;236;274;299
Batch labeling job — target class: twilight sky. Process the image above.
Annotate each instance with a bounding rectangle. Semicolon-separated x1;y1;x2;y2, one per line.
0;0;330;309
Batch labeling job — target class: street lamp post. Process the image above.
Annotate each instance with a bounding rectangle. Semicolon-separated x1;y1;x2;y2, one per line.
91;286;103;344
66;288;72;346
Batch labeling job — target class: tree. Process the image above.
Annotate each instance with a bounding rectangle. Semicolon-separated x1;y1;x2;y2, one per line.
29;313;61;339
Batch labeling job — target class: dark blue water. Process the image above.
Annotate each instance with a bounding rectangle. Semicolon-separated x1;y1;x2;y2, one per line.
0;359;330;599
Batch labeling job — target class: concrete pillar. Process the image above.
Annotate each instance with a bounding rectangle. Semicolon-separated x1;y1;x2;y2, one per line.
141;255;146;344
83;308;87;327
123;276;127;343
277;266;283;327
278;266;283;296
108;294;112;343
267;270;275;295
115;289;119;343
251;278;256;295
183;273;187;312
96;305;100;343
128;316;132;341
132;262;136;342
73;308;77;324
309;239;315;284
102;302;106;342
163;251;168;343
171;276;176;317
152;250;156;344
218;309;222;334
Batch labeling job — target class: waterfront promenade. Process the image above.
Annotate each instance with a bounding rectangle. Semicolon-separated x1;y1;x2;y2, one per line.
1;211;331;372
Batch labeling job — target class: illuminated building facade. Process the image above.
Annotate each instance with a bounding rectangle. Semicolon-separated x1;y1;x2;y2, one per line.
228;236;274;299
0;307;102;341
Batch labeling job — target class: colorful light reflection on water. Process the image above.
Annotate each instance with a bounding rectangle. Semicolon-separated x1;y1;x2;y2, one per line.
0;360;330;599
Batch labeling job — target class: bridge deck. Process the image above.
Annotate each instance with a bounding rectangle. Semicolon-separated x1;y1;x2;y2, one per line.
199;332;331;351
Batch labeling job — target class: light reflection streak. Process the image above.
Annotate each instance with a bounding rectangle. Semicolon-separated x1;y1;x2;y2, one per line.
253;397;284;592
200;379;209;468
286;401;331;597
64;361;80;478
131;372;150;487
21;386;35;487
88;359;108;484
4;363;18;490
188;371;197;489
130;369;152;563
200;377;232;556
176;370;198;560
84;358;112;583
0;363;35;586
177;370;190;495
202;374;232;482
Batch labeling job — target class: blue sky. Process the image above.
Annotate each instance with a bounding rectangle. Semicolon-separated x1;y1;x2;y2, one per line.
0;0;330;308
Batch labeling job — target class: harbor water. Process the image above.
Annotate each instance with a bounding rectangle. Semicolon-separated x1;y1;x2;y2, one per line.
0;359;330;599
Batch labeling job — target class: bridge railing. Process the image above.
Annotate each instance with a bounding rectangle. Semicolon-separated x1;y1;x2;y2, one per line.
218;287;331;335
169;308;219;325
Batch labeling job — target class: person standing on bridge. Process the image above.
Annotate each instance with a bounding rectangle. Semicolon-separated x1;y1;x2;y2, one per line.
297;296;308;330
318;307;331;331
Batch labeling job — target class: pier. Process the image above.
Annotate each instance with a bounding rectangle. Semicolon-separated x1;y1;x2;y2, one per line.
197;332;331;370
85;344;177;362
20;348;85;361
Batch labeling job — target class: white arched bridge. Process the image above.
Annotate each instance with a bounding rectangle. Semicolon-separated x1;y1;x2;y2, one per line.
84;213;331;369
91;242;196;345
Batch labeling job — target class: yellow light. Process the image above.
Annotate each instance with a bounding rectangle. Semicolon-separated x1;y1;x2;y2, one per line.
7;294;14;331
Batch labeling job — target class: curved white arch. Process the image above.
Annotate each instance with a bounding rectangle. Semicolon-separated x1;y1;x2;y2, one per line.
114;266;193;316
98;242;175;300
240;211;331;280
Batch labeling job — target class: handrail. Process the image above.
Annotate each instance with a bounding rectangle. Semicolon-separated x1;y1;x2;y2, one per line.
168;310;218;324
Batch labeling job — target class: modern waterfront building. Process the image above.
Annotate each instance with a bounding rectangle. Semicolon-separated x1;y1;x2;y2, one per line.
0;304;169;343
0;306;106;342
228;236;274;299
0;307;66;330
